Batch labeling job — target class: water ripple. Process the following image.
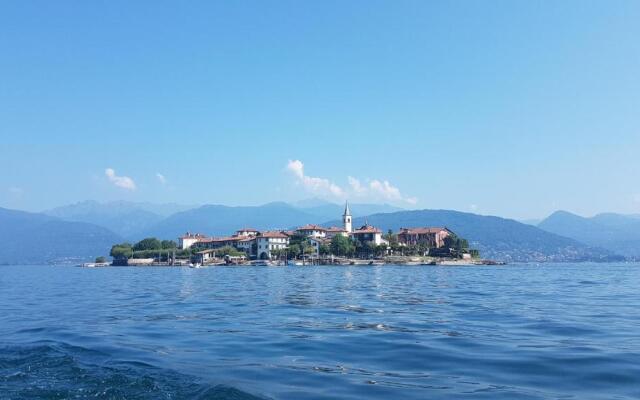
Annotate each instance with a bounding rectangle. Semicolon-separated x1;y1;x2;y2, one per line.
1;263;640;399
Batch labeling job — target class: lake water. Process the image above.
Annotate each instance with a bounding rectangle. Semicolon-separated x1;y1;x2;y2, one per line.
1;263;639;399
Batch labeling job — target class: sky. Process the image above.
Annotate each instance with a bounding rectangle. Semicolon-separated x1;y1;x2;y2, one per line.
1;1;639;219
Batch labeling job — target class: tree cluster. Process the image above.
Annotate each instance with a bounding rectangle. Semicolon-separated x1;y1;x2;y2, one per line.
110;238;186;259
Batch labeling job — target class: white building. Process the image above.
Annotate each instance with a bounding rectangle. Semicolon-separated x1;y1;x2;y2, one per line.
256;231;289;259
237;236;256;255
325;226;348;239
296;224;327;238
351;224;386;246
178;232;208;249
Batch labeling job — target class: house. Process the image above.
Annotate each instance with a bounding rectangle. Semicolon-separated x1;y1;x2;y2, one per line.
351;224;386;246
256;231;289;259
194;236;242;249
397;227;452;248
296;224;327;238
178;232;209;249
325;226;348;239
236;236;256;256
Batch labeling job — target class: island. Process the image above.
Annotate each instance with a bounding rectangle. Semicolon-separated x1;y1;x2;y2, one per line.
102;202;492;267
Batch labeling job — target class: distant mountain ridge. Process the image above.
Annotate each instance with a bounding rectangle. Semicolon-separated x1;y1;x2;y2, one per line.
0;207;122;265
324;209;621;262
292;198;403;221
538;211;640;259
141;202;321;239
45;200;195;239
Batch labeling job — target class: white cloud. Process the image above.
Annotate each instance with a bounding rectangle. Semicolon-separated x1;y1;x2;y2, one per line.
348;176;366;195
156;173;167;185
369;179;402;201
286;160;344;198
406;197;418;205
286;160;417;205
470;204;478;212
105;168;136;190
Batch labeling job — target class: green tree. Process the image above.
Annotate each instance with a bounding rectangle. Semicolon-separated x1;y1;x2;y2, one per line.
95;256;107;263
319;244;330;256
383;229;398;247
330;235;354;257
288;243;302;258
212;245;245;257
133;238;162;251
110;242;133;258
161;240;177;249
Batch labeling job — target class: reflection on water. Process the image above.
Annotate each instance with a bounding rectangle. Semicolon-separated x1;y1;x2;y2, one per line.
1;263;640;400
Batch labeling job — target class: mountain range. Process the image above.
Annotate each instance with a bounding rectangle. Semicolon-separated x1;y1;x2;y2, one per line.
0;207;122;265
537;211;640;259
2;199;634;264
45;200;195;238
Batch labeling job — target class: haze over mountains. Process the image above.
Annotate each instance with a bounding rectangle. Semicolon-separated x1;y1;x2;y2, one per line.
537;211;640;259
1;200;636;264
0;207;122;265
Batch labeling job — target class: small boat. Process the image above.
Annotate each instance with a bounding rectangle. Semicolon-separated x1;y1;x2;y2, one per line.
80;262;110;268
189;263;202;269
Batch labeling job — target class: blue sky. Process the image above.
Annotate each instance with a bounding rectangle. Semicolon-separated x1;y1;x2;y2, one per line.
1;1;639;219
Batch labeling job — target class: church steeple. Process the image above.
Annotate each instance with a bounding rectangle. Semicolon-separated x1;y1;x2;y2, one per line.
343;201;352;233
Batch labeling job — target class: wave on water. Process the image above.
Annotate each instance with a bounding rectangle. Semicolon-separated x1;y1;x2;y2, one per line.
0;343;266;400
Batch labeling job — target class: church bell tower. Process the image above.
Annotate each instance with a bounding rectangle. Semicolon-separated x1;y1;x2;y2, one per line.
343;201;352;233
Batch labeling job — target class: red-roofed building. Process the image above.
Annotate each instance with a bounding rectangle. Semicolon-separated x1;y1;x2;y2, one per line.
295;224;327;238
325;226;348;239
397;227;453;248
194;236;243;249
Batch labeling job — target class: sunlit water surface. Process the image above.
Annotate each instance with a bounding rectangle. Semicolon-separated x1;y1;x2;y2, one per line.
1;264;639;399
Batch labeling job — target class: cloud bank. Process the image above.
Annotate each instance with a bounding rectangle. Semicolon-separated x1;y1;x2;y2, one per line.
105;168;136;190
286;160;417;205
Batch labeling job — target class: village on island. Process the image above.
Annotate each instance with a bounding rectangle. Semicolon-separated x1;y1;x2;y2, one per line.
101;202;486;267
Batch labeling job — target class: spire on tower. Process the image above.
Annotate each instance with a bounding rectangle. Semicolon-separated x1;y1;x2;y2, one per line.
343;200;351;216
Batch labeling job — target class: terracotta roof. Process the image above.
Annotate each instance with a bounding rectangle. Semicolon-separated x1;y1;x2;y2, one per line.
259;231;289;239
197;236;242;243
399;227;450;235
296;224;327;231
326;226;347;232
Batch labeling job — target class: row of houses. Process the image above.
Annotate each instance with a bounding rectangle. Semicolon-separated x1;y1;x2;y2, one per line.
178;202;453;260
